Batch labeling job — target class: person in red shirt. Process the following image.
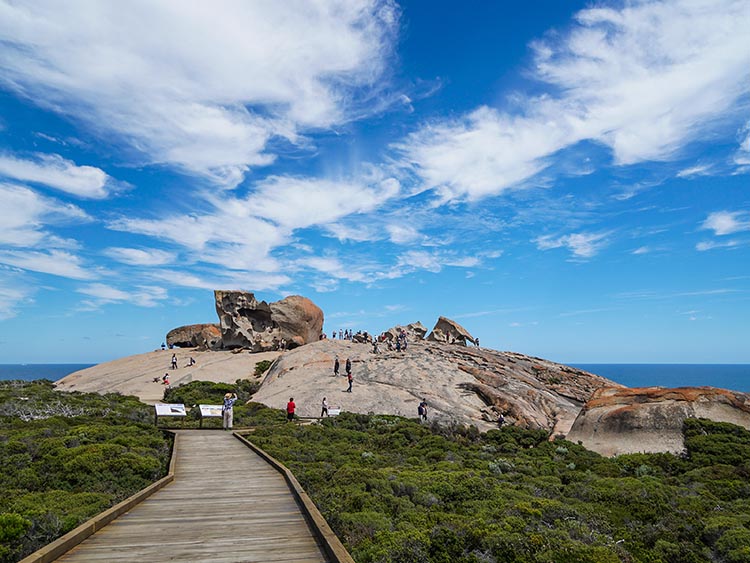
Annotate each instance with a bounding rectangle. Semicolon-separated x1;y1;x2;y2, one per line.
286;397;296;422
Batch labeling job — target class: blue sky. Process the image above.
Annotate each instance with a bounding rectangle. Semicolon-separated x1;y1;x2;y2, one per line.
0;0;749;364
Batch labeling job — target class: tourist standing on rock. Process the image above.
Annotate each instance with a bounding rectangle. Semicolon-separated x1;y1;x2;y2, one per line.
334;356;340;376
346;372;353;392
419;398;428;423
321;397;328;417
170;353;177;369
497;413;505;427
286;397;296;422
222;392;237;430
476;337;480;348
345;358;352;375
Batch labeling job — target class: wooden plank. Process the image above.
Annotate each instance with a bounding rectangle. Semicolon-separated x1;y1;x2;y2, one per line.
55;431;329;563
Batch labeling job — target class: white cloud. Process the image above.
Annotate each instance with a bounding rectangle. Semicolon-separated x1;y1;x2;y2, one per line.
701;210;750;235
0;182;88;247
535;232;609;258
0;153;117;198
77;283;168;308
0;1;398;186
104;247;175;266
110;174;401;275
396;0;750;202
0;249;95;280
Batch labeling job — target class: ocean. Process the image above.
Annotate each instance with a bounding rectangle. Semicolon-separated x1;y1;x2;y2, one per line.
574;364;750;393
0;364;95;382
1;363;748;393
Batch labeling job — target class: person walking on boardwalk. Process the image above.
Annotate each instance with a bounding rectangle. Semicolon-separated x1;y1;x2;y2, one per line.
334;356;340;376
346;372;353;392
345;357;352;376
286;397;296;422
321;397;329;417
222;392;237;430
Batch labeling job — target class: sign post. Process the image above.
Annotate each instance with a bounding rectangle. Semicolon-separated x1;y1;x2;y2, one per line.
154;403;186;426
198;404;223;428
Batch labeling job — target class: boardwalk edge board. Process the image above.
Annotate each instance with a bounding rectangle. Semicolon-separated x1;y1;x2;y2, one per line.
17;432;179;563
233;432;356;563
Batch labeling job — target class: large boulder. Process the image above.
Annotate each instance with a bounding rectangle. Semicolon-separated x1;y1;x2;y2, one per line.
166;323;221;349
427;316;476;345
382;322;427;341
214;290;324;352
567;386;750;456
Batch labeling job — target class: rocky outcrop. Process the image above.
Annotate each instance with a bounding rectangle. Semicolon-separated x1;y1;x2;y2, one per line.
214;290;324;352
567;386;750;456
382;322;427;341
252;339;616;432
166;323;221;349
427;316;476;346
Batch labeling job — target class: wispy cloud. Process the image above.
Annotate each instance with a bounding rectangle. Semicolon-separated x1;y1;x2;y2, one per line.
104;247;176;267
0;1;398;186
0;183;89;247
0;268;35;320
701;210;750;236
395;0;750;202
0;153;119;199
676;164;711;178
535;232;609;258
77;283;168;308
0;249;96;280
696;239;741;252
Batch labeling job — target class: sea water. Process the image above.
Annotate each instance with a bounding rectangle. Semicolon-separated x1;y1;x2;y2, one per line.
574;364;750;393
0;364;95;382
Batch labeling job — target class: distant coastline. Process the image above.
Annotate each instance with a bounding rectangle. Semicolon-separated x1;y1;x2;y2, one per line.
0;363;96;382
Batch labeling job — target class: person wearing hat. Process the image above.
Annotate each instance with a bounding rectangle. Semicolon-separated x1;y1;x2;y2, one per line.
222;392;238;430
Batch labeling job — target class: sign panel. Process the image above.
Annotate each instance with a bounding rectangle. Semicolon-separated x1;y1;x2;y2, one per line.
154;403;186;416
199;404;223;418
328;407;341;416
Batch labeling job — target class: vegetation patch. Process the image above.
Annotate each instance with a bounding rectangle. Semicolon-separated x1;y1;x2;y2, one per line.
0;381;171;563
248;412;750;563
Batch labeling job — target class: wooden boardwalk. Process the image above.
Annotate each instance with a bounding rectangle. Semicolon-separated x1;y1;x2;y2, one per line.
56;431;329;563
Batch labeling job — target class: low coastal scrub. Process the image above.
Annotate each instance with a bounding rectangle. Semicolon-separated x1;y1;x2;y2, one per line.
249;412;750;563
158;380;280;428
0;381;171;563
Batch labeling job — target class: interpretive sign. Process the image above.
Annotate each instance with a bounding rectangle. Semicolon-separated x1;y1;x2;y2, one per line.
328;407;341;416
154;403;186;416
199;404;223;418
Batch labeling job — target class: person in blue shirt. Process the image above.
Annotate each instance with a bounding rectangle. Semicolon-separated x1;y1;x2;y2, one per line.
222;392;238;430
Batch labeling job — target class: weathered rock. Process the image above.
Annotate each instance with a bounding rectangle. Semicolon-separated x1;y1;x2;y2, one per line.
382;322;427;341
427;316;476;345
214;290;324;352
252;339;616;433
166;323;221;349
567;386;750;456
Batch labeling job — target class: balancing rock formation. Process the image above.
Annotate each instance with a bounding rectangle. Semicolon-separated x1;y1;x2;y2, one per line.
567;386;750;456
427;316;476;346
166;323;221;349
214;290;324;352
